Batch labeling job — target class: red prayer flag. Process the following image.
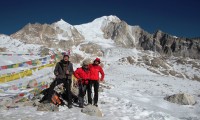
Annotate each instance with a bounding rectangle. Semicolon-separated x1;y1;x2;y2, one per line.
51;55;55;59
26;61;32;65
1;65;8;69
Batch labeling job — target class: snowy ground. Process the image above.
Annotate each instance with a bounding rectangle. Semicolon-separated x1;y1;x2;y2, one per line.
0;48;200;120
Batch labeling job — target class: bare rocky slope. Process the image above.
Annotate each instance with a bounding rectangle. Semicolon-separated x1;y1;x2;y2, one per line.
10;20;84;50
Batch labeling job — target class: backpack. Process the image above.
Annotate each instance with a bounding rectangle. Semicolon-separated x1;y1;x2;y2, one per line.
51;93;62;105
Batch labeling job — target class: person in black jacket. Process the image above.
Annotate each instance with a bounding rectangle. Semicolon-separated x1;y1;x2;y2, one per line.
47;54;74;108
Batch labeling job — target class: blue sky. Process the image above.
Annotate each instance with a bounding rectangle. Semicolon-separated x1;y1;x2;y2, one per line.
0;0;199;38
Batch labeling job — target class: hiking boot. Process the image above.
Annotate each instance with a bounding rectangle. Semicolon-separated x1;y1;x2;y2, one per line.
87;103;92;106
68;104;73;109
79;104;84;108
93;103;98;107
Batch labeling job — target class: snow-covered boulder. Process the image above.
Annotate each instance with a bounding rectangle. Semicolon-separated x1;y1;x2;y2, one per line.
37;103;59;111
119;56;135;65
81;105;103;117
164;93;196;105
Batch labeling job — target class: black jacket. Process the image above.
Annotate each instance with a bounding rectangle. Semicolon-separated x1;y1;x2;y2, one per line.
54;60;74;80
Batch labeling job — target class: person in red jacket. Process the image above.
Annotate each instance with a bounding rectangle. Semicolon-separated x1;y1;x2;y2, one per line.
87;58;105;107
74;60;90;108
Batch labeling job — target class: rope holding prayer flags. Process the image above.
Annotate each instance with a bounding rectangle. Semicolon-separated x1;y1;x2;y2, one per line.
0;62;55;83
0;53;41;56
0;55;54;71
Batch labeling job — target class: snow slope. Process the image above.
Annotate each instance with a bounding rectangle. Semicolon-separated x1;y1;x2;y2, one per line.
0;35;41;53
74;16;117;49
0;47;200;120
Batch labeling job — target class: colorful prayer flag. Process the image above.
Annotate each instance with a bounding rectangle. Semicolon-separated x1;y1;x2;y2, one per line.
1;65;8;69
26;61;32;65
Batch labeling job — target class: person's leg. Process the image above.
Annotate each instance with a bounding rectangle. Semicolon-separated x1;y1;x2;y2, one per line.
39;88;49;103
78;84;84;107
66;79;72;108
47;80;58;101
93;81;99;106
87;80;93;104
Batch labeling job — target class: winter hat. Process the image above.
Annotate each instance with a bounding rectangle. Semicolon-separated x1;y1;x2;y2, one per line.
82;59;91;66
63;54;69;59
94;58;101;63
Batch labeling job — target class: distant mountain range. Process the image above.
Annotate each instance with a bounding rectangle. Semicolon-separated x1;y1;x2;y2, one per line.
0;15;199;59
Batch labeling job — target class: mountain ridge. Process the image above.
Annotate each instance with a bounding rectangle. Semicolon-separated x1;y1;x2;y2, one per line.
0;15;199;59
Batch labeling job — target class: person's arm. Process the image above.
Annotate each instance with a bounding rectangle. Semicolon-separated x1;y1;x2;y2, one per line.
73;68;80;79
99;66;105;81
54;62;59;76
68;63;74;75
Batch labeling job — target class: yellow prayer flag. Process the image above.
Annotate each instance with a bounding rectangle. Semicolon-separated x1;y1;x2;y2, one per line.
0;77;6;83
13;64;19;68
5;75;13;82
12;73;20;80
19;71;25;78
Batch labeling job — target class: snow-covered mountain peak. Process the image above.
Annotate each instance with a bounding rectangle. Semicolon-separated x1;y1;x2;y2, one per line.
93;15;121;23
53;19;73;30
75;15;121;30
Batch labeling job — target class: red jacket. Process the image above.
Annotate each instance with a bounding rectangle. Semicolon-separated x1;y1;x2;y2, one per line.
74;67;90;84
89;64;104;81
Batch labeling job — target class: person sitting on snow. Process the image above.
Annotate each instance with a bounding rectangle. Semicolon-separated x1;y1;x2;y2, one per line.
73;59;91;108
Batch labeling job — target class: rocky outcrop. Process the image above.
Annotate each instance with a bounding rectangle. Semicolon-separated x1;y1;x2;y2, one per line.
11;23;56;44
153;30;200;59
138;30;162;52
164;93;196;105
118;56;135;65
101;20;137;48
134;29;200;59
0;47;6;52
150;58;170;69
40;47;51;56
70;53;84;64
80;43;104;56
